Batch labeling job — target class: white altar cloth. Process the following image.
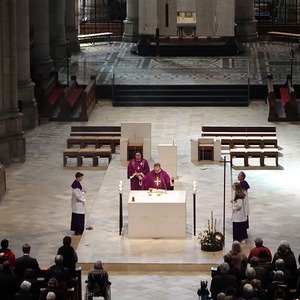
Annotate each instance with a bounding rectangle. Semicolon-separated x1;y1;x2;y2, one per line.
128;190;186;238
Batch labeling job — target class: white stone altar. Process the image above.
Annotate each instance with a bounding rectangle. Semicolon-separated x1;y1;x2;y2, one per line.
128;190;186;238
157;143;177;178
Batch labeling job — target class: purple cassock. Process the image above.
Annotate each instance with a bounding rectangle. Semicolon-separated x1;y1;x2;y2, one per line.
142;169;172;190
127;158;150;190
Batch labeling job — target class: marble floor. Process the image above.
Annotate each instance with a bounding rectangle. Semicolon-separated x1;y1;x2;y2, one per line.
1;40;300;299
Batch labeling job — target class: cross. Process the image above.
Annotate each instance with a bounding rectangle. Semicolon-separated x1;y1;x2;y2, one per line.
154;176;161;187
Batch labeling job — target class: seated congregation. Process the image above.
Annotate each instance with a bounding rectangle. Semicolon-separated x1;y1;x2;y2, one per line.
209;238;300;300
1;236;300;299
0;237;110;300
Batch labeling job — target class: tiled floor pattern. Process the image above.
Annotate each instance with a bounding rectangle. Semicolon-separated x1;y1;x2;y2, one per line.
1;40;300;298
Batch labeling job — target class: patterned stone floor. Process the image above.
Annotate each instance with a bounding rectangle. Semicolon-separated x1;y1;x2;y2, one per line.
59;40;300;86
1;40;300;299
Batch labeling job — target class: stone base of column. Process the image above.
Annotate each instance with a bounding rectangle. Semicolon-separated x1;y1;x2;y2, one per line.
122;19;139;43
66;26;80;53
0;111;25;165
18;80;38;130
236;20;258;42
32;57;54;81
50;40;67;69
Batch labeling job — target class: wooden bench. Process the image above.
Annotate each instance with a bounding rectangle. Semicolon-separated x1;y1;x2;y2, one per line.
63;148;112;166
67;136;120;153
220;136;278;149
38;267;82;300
58;76;84;120
78;32;113;44
201;125;277;137
79;75;97;121
35;71;64;117
267;31;300;42
267;75;299;121
70;125;121;137
230;148;279;167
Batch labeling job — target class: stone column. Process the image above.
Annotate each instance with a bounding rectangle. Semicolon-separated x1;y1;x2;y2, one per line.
49;0;67;69
65;0;80;52
123;0;139;42
17;0;38;130
29;0;53;80
235;0;258;42
0;0;26;165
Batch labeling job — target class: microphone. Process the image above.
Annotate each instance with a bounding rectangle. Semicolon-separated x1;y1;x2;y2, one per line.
162;178;167;194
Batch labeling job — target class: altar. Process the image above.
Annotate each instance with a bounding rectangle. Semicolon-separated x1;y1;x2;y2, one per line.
128;190;186;238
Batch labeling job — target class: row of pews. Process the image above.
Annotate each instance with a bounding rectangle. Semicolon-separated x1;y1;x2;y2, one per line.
266;75;300;122
200;125;279;167
35;72;97;122
63;126;121;167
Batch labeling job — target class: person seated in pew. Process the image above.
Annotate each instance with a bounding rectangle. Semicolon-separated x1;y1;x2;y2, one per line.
142;163;173;191
39;278;67;300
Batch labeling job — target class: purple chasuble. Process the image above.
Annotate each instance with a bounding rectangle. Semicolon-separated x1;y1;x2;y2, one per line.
142;169;171;190
127;158;150;190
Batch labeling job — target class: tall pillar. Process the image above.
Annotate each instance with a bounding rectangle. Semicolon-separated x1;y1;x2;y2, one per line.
0;0;26;165
123;0;139;42
65;0;80;52
235;0;258;42
49;0;67;69
29;0;53;80
17;0;38;130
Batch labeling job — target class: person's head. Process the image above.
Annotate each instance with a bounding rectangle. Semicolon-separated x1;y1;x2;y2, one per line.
274;270;284;282
217;292;226;300
254;237;263;247
54;254;63;265
153;163;161;174
251;279;261;290
277;240;291;255
219;262;230;275
245;267;256;280
20;280;31;292
63;236;72;246
23;268;35;279
231;241;242;254
2;261;11;271
0;239;9;249
48;278;58;287
22;243;31;254
46;292;56;300
238;171;246;181
94;260;103;270
243;283;253;296
232;182;245;198
275;258;285;270
249;256;259;267
75;172;84;181
134;152;142;161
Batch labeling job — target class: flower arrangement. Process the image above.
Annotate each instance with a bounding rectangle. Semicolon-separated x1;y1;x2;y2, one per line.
198;211;224;252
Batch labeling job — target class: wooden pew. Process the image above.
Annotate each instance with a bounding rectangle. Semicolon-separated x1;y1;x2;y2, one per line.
70;125;121;136
230;148;279;167
201;125;277;137
266;75;277;121
38;267;82;300
67;136;120;153
220;136;278;149
58;76;84;120
78;32;113;44
79;75;97;121
35;72;64;118
267;75;298;121
63;147;112;167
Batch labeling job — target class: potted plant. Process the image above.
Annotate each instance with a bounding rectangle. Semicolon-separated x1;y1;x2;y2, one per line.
198;211;224;252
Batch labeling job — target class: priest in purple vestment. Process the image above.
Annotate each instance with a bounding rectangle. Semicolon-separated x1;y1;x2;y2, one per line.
127;152;150;190
142;163;173;190
238;171;250;229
